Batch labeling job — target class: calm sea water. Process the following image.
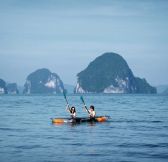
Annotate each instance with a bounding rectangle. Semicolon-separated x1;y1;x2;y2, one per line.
0;94;168;162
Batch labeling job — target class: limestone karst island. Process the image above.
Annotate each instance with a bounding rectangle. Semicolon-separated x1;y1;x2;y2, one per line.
0;52;157;94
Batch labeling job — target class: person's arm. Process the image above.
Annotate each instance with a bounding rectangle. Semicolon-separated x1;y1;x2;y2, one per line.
88;110;91;117
83;106;88;112
66;104;70;112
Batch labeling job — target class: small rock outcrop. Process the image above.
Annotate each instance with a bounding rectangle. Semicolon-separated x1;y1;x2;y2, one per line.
7;83;19;94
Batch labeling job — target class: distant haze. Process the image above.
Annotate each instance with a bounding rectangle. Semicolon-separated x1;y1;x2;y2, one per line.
0;0;168;86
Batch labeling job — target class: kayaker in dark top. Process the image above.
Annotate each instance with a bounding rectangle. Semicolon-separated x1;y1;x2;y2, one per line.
66;105;76;118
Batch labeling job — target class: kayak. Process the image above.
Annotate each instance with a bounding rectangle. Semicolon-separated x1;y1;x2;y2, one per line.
51;116;110;124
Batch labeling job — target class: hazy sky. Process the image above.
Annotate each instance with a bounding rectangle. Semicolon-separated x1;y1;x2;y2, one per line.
0;0;168;86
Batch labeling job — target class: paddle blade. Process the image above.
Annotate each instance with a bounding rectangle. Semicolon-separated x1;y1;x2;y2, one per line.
80;96;85;104
63;90;67;99
63;90;69;105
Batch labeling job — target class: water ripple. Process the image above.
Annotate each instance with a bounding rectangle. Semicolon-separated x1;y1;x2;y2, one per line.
0;95;168;162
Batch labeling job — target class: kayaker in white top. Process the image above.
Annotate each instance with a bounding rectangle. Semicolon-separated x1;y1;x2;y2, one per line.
66;106;76;118
88;105;96;118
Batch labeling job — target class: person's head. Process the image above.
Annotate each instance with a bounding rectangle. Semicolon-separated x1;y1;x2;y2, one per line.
90;105;94;111
70;106;76;113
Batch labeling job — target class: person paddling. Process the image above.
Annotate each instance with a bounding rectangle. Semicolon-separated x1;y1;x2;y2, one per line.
63;91;77;119
88;105;96;118
80;96;96;119
66;105;76;118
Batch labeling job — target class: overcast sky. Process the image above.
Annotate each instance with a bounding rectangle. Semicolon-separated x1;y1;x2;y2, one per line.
0;0;168;86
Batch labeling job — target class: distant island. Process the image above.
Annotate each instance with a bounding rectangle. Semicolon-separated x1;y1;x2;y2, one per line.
0;52;158;94
23;68;65;94
0;79;8;94
75;52;157;94
0;79;19;94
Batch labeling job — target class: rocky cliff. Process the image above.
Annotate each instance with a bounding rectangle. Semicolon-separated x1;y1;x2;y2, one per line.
0;79;7;94
23;68;65;94
75;52;156;94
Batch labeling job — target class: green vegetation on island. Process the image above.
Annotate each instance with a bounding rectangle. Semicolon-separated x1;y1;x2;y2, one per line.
75;52;156;94
23;68;65;94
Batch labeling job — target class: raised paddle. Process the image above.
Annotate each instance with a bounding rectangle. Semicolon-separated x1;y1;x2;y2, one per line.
80;96;90;115
63;90;70;110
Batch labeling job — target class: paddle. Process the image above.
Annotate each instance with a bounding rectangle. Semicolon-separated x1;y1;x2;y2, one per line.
80;96;90;115
63;90;70;110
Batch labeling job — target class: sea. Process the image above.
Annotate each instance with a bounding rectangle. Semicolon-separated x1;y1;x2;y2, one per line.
0;94;168;162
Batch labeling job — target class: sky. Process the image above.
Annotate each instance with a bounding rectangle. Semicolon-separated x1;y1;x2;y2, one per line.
0;0;168;86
